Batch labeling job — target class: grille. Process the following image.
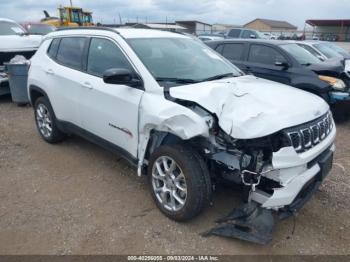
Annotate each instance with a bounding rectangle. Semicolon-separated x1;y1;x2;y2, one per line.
284;112;334;153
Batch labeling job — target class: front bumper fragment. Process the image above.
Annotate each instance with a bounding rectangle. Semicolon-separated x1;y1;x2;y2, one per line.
204;147;334;245
251;144;334;209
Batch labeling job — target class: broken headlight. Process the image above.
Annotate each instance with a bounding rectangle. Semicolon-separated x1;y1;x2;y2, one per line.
319;75;346;91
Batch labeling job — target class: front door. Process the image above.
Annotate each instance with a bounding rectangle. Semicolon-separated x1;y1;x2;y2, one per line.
79;37;144;158
245;43;292;85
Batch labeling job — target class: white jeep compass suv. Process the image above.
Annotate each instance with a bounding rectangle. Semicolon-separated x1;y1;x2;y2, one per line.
28;28;336;244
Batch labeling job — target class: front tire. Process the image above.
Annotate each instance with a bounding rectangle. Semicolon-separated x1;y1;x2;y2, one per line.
148;144;211;221
34;96;65;144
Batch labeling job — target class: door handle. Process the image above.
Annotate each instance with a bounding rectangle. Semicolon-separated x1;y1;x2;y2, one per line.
45;69;54;75
81;82;93;90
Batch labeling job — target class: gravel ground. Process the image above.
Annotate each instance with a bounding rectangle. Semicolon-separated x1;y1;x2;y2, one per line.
0;94;349;255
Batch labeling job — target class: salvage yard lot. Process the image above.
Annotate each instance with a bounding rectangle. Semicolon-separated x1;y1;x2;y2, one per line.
0;96;349;255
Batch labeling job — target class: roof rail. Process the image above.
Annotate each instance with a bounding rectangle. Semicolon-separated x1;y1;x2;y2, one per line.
56;26;119;34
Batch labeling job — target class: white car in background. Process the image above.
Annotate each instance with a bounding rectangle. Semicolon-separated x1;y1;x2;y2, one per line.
297;41;346;61
0;18;42;95
28;28;335;244
0;18;42;67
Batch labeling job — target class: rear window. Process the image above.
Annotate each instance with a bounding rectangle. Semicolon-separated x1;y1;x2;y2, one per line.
47;38;60;59
56;37;86;70
228;29;241;38
222;43;245;60
242;30;255;39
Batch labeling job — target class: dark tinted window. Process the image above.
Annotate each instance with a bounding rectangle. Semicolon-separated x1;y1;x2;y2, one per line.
47;38;60;59
56;37;86;69
248;44;287;65
87;38;132;77
228;29;241;38
222;43;244;60
242;30;255;39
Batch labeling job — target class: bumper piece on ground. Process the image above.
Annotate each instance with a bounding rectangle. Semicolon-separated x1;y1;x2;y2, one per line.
203;202;275;245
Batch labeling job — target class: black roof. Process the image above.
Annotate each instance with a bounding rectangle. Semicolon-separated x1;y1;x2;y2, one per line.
205;39;290;46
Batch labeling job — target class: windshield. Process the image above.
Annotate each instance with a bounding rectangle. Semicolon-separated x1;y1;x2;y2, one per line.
280;43;321;65
323;42;348;55
26;24;55;35
314;43;343;59
128;37;242;85
0;21;26;36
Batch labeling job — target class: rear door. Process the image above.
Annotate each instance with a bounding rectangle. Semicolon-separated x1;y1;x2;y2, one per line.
46;37;89;126
245;43;293;85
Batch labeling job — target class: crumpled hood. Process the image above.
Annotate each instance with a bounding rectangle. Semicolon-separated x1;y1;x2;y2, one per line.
169;75;329;139
0;35;42;52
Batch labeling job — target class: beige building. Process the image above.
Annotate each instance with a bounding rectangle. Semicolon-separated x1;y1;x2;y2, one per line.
244;18;297;32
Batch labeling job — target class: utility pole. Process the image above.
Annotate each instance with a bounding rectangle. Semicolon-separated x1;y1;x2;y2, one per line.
69;0;73;7
118;13;122;25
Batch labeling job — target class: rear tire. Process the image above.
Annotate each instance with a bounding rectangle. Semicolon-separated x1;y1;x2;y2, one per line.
148;144;212;221
34;96;65;144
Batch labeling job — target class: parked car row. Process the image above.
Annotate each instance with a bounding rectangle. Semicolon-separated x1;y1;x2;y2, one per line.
26;27;338;244
206;39;350;104
199;29;306;41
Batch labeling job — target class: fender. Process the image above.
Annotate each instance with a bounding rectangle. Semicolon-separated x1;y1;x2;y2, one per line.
28;85;51;106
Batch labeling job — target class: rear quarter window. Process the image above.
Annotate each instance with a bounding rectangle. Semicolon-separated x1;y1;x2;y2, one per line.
228;29;241;38
47;38;60;59
222;43;245;61
56;37;86;70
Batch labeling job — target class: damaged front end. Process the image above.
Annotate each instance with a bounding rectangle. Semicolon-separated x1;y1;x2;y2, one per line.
199;111;336;244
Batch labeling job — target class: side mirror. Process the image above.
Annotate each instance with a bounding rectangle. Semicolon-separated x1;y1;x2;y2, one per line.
103;68;142;87
275;61;289;68
250;34;257;39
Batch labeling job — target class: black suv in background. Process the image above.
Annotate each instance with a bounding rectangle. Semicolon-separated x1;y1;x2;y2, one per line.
206;39;350;104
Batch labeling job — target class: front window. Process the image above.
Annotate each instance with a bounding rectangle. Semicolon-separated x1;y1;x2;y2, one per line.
0;21;26;36
313;43;343;59
128;37;242;86
248;44;287;65
280;43;320;65
87;38;133;77
71;10;81;24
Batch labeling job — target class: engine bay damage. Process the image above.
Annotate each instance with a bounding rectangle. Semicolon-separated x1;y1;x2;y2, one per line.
138;88;335;245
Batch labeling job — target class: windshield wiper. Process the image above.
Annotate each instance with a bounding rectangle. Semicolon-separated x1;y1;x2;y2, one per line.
301;63;312;66
155;77;198;84
200;73;236;82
